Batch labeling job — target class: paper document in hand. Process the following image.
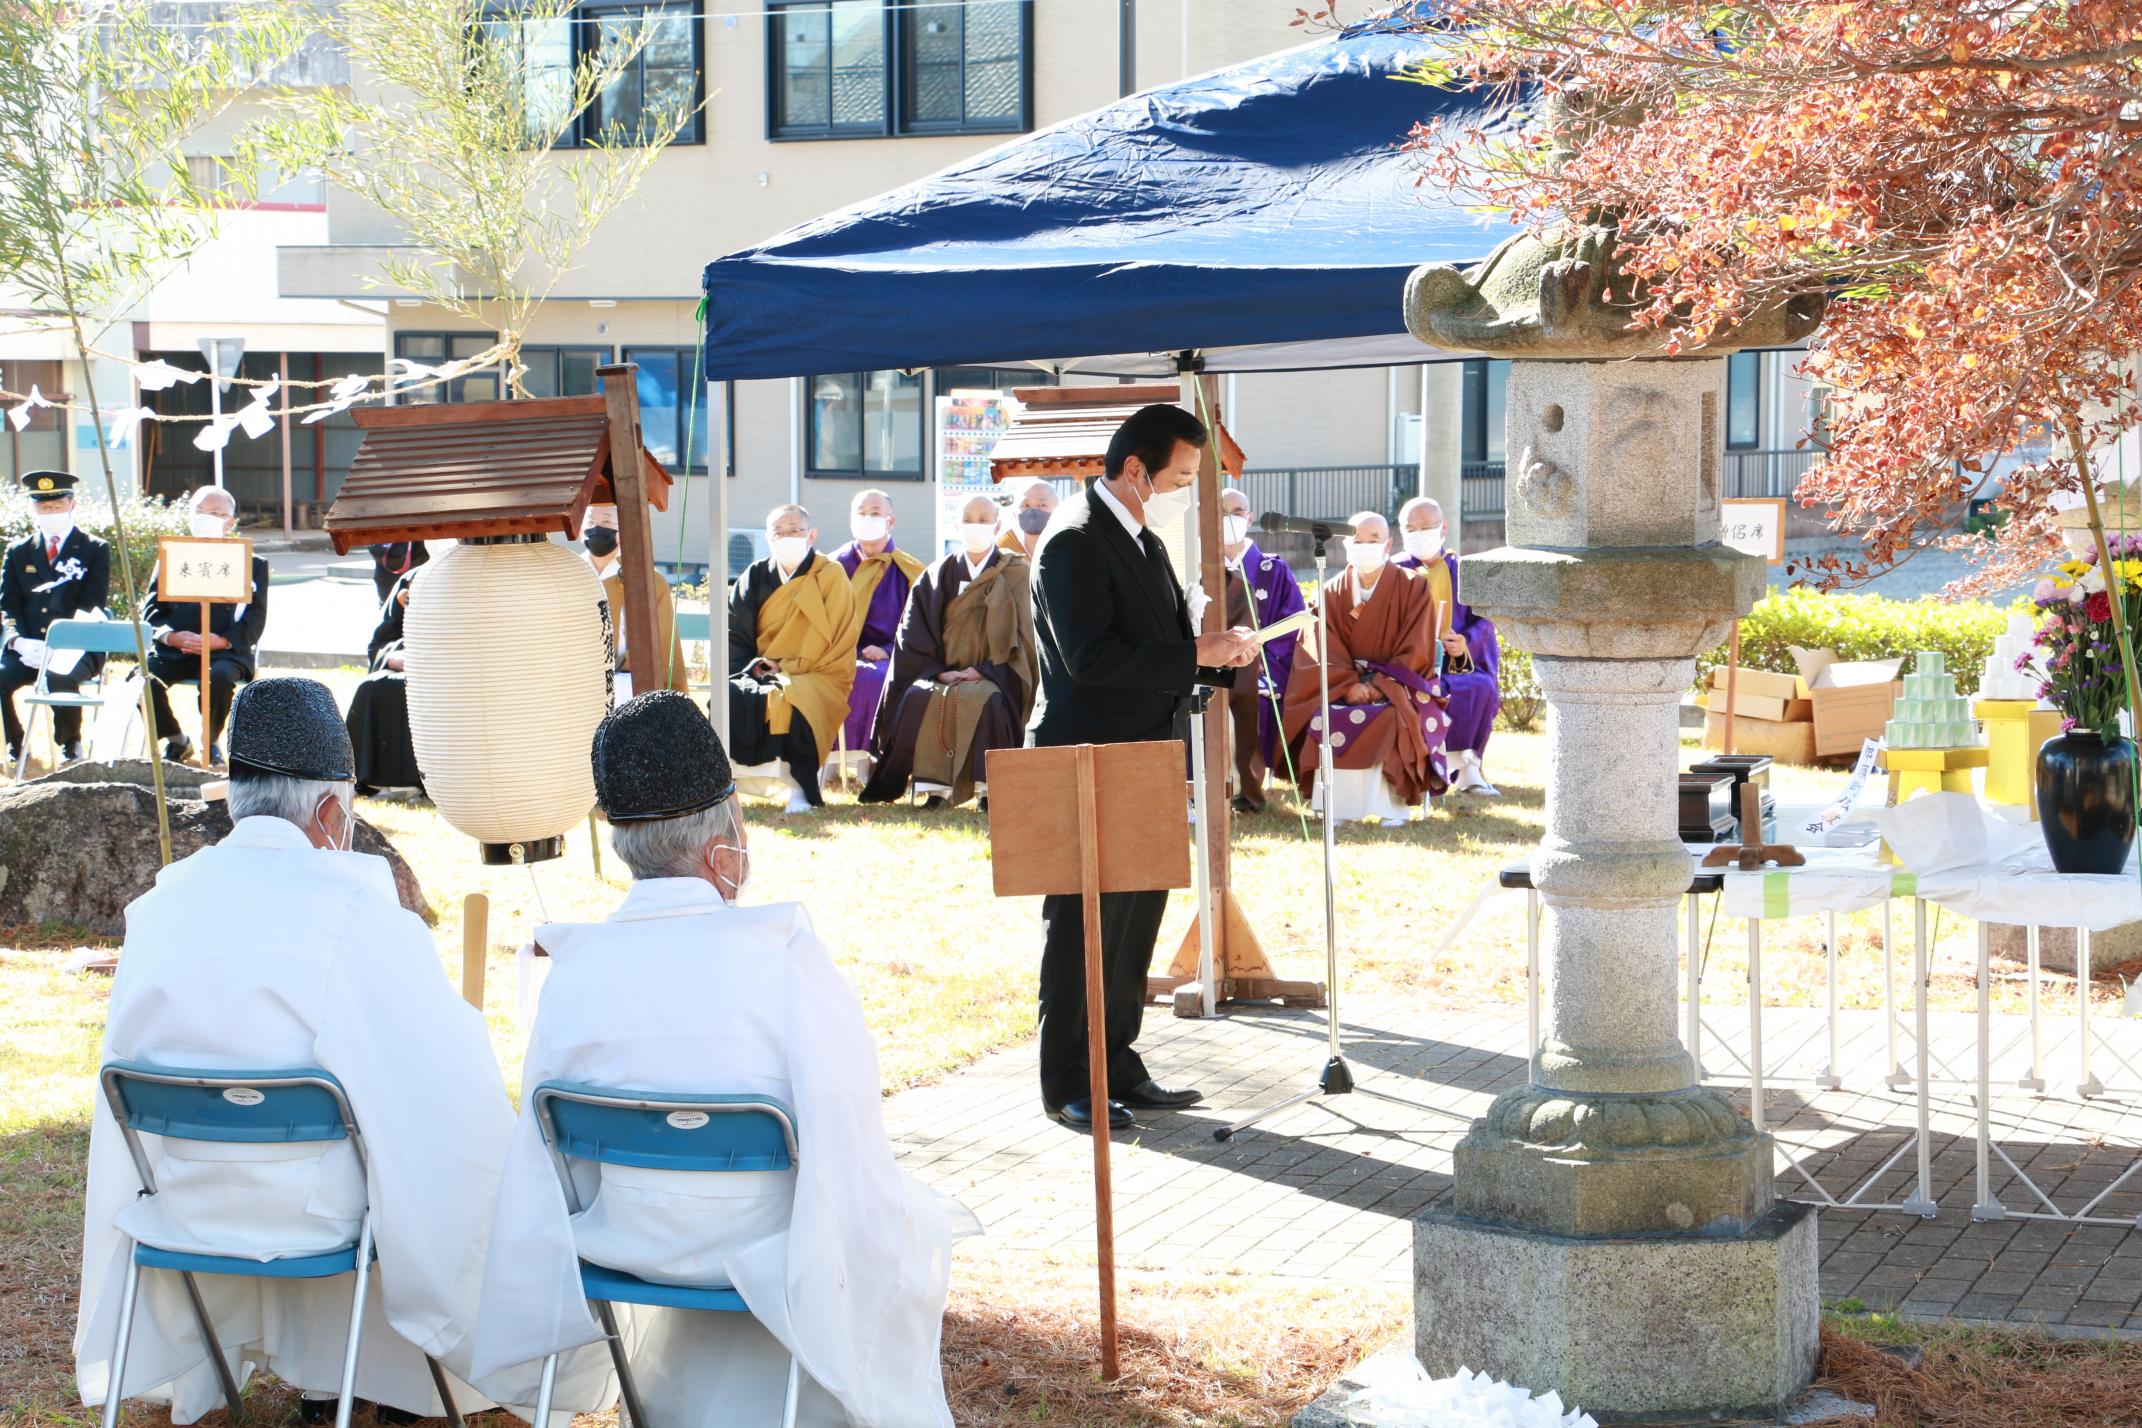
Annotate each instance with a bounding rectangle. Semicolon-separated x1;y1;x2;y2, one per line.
1254;608;1313;645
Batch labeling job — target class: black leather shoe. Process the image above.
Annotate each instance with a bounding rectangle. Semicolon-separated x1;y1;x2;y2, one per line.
1047;1097;1134;1131
1118;1079;1204;1109
162;736;192;763
1230;794;1264;814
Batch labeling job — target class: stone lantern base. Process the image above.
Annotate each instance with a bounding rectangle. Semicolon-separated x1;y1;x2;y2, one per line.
1414;1202;1820;1420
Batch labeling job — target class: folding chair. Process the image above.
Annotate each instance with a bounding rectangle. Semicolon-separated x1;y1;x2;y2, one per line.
96;1062;469;1428
527;1083;802;1428
17;618;151;779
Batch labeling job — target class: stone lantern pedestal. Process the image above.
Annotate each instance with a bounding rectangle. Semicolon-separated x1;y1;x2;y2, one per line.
1404;239;1823;1417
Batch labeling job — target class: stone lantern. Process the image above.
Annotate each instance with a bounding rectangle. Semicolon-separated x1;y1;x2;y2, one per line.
1405;223;1826;1416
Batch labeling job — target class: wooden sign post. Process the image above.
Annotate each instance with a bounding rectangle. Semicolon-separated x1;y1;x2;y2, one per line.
1718;497;1788;756
986;740;1191;1380
155;536;254;767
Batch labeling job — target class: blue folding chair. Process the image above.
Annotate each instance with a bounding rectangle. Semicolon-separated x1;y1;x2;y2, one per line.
97;1062;469;1428
527;1083;801;1428
16;618;152;779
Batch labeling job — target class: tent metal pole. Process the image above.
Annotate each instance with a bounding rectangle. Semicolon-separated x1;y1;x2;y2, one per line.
1183;359;1224;1017
709;377;731;742
1118;0;1136;97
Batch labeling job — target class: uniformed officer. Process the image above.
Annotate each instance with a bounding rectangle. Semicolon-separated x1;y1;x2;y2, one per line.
0;470;112;766
142;486;270;766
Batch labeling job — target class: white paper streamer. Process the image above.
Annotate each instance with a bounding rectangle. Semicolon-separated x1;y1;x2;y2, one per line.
131;359;203;393
234;378;280;439
7;383;48;432
303;371;372;424
192;416;238;453
102;406;156;444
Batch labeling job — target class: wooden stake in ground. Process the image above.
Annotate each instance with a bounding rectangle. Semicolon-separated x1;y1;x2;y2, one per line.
154;536;252;771
986;740;1192;1382
197;600;213;769
461;891;487;1009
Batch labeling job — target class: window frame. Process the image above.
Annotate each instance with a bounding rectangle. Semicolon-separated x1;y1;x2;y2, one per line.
515;343;615;399
802;369;927;483
1725;350;1763;451
623;345;736;475
765;0;1033;142
392;331;506;405
1459;358;1510;465
495;0;706;150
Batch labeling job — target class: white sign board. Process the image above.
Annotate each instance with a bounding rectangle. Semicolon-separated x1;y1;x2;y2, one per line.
1719;497;1787;566
934;391;1013;557
157;536;253;603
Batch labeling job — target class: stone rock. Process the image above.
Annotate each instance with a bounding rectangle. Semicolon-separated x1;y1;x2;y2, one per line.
0;778;433;935
1460;546;1762;661
1987;921;2139;976
1414;1203;1821;1421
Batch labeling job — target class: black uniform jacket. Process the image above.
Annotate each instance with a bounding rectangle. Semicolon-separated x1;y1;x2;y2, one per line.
1;527;112;677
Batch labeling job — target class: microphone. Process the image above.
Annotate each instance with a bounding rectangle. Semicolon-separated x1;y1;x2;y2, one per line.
1258;512;1343;540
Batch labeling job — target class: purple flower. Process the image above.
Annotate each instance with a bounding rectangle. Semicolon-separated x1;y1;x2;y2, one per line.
2013;652;2034;670
2033;578;2060;602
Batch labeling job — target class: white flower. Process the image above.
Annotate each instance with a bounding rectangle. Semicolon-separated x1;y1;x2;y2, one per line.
2081;566;2107;595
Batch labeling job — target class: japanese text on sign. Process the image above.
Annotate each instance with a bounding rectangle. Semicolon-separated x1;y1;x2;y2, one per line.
1719;497;1787;566
158;536;253;603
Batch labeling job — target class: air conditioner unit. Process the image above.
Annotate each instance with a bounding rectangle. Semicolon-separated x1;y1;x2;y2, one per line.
726;527;769;581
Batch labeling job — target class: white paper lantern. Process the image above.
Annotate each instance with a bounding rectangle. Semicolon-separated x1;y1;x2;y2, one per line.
405;536;609;863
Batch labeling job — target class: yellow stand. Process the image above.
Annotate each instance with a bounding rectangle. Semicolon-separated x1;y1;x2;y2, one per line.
1974;699;2037;812
1878;746;1989;862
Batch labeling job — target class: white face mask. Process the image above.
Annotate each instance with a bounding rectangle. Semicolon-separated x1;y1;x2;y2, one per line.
316;794;353;852
1346;539;1389;574
1403;527;1445;562
850;514;890;544
959;522;997;556
33;510;74;542
711;841;750;903
1222;515;1251;546
189;512;230;539
770;534;812;569
1140;475;1194;526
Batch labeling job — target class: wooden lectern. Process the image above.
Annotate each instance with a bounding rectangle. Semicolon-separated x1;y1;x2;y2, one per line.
986;739;1190;1381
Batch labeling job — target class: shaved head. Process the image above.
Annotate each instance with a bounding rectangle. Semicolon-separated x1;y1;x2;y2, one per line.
961;494;1000;523
850;489;893;519
1220;488;1251;518
766;504;812;539
1350;511;1389;544
1015;479;1059;511
1399;496;1444;532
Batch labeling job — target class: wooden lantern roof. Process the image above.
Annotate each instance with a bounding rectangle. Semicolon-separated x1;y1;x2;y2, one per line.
322;395;674;554
987;383;1245;483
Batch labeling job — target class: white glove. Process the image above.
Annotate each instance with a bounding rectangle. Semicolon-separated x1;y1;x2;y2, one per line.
1185;577;1212;630
13;637;47;668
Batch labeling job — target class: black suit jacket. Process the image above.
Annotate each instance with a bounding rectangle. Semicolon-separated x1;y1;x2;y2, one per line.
1029;480;1233;749
144;555;271;679
1;527;112;677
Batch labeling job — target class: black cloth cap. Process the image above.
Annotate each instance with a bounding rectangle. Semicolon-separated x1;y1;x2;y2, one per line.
593;691;736;823
227;677;355;782
22;470;77;499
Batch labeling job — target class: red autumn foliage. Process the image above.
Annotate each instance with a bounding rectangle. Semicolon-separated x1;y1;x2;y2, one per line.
1342;1;2142;594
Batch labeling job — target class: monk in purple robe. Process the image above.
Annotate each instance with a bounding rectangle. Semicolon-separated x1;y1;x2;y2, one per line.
1396;496;1501;796
1219;487;1307;812
861;494;1037;808
1282;511;1450;822
829;489;925;784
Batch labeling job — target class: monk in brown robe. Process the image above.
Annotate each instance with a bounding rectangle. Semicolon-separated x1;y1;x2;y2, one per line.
727;504;864;812
1282;511;1451;819
583;503;688;697
861;494;1038;808
997;478;1058;561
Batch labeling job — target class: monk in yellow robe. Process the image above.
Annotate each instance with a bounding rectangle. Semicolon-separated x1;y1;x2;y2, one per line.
829;488;926;785
727;504;863;812
1281;511;1451;825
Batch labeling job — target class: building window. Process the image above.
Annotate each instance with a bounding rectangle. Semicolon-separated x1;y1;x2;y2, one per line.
518;345;610;398
393;336;608;404
494;1;704;148
768;0;1031;140
1460;358;1510;464
1726;351;1761;449
806;370;924;480
933;365;1056;394
626;347;737;474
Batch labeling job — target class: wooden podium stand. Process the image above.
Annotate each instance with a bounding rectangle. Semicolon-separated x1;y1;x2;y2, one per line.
987;739;1190;1380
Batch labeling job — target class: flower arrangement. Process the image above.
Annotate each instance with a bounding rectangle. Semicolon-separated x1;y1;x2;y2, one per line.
2032;537;2142;735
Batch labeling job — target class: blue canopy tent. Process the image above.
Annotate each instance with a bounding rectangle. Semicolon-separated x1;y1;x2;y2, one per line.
699;19;1510;380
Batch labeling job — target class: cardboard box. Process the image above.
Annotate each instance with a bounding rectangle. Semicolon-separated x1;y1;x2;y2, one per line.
1704;709;1816;765
1810;681;1900;757
1708;665;1805;702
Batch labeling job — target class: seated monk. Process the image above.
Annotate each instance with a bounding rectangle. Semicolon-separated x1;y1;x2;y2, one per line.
727;504;862;813
1396;496;1501;796
1281;511;1450;827
584;502;687;699
469;694;963;1428
1219;487;1306;813
997;478;1058;560
829;489;925;789
861;494;1037;809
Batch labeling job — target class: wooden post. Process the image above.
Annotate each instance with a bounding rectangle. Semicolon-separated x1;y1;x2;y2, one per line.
461;892;488;1009
597;365;662;713
1073;744;1119;1380
278;350;293;539
197;600;213;767
1187;371;1229;1003
1724;622;1740;756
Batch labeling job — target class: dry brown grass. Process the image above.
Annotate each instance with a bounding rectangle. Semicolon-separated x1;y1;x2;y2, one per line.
1805;1317;2142;1428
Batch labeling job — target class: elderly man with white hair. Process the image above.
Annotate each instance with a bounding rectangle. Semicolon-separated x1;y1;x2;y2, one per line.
141;485;270;766
1394;496;1502;796
77;678;510;1424
471;692;962;1428
726;504;863;811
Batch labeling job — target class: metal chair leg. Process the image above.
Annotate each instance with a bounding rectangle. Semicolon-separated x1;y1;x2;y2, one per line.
100;1251;143;1428
425;1357;467;1428
529;1352;559;1428
13;707;33;781
592;1299;651;1428
333;1215;375;1428
780;1354;800;1428
178;1269;244;1419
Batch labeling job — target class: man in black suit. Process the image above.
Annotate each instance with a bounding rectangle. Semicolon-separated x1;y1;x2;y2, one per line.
143;486;269;766
0;470;112;765
1029;404;1259;1131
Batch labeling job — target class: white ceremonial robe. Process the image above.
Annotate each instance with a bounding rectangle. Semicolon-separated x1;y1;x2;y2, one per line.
470;878;958;1428
75;816;513;1423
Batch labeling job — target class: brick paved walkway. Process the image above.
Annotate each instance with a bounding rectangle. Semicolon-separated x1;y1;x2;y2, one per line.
886;1001;2142;1334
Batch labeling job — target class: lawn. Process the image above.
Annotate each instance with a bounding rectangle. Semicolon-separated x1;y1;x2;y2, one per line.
3;674;2136;1426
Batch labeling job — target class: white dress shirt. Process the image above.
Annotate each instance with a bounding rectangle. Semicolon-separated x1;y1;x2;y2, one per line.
1092;478;1144;539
